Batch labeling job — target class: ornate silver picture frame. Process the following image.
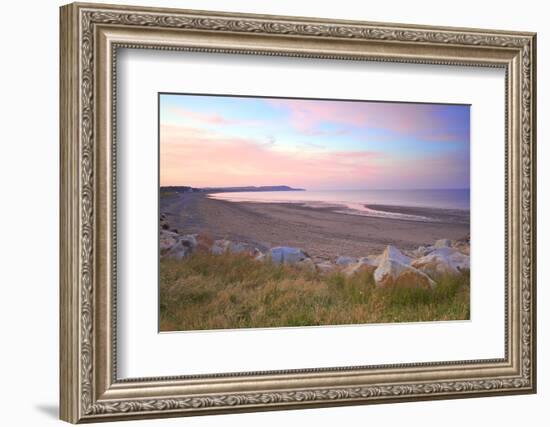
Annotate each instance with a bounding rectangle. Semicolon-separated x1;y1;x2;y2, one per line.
60;2;536;423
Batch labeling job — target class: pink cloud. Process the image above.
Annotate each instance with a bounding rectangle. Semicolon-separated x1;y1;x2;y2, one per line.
168;106;236;125
167;106;267;128
266;99;465;141
160;124;383;188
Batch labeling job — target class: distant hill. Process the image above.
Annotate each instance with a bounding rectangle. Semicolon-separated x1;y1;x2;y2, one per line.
160;186;200;193
160;185;305;193
202;185;305;193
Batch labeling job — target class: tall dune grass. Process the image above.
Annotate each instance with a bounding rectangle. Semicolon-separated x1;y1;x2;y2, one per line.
159;252;470;331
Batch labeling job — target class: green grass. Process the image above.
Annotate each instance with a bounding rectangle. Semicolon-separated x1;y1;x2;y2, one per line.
159;252;470;331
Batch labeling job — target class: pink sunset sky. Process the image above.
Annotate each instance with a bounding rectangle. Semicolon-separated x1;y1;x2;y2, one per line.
159;94;470;190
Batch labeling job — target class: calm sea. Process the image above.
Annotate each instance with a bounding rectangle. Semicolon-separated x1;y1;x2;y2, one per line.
208;189;469;222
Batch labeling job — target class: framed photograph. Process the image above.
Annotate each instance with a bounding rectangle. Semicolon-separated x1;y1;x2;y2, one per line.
60;2;537;423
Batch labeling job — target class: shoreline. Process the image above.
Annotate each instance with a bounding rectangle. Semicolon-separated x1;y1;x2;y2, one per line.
206;193;469;223
363;204;469;224
160;192;470;261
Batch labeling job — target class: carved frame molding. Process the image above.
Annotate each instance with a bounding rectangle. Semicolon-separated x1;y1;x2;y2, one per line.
60;2;536;423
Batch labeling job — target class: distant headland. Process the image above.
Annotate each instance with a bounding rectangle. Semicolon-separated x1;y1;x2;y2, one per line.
160;185;305;193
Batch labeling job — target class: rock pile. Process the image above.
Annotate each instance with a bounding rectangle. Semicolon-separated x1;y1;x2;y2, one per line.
159;228;469;290
211;239;260;257
160;230;198;260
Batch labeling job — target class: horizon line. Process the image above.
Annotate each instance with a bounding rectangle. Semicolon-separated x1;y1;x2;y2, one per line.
160;185;470;191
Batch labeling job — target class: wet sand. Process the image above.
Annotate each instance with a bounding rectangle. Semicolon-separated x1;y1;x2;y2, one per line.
160;192;470;261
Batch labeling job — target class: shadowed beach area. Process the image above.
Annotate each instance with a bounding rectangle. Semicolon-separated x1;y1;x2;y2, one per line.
160;192;469;261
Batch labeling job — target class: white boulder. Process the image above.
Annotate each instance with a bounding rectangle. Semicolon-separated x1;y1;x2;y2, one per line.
411;245;433;258
228;241;258;256
343;260;376;277
164;234;197;260
379;245;412;265
342;255;379;276
411;247;470;277
374;259;436;289
211;239;258;256
269;246;310;265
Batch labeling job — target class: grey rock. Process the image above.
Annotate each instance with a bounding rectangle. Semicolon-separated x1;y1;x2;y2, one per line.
335;256;357;266
269;246;310;265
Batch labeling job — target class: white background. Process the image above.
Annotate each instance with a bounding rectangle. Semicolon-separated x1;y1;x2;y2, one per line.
118;50;504;377
0;0;546;426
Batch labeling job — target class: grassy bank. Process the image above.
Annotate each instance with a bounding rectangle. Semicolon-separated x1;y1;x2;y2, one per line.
159;252;470;331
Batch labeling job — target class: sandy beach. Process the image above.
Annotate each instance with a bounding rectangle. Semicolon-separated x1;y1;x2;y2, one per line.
160;192;469;261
